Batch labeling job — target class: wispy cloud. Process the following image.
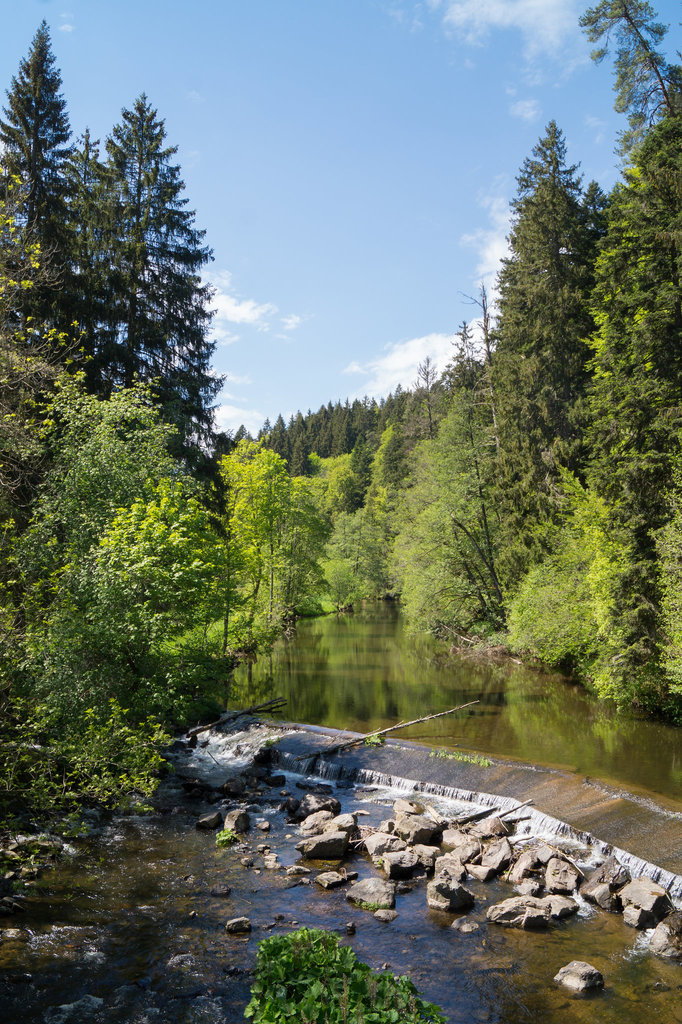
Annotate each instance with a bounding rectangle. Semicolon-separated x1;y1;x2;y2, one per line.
215;402;267;437
187;90;205;104
509;98;540;121
460;185;511;294
209;271;278;345
343;332;454;398
59;23;74;32
427;0;581;60
585;114;607;144
281;313;308;331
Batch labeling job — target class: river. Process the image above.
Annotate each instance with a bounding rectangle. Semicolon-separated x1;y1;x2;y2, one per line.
1;603;681;1024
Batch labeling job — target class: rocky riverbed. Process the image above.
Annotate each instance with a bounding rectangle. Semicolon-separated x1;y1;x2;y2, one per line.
1;718;681;1024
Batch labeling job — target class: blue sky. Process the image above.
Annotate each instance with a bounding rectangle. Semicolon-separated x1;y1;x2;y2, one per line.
3;1;680;434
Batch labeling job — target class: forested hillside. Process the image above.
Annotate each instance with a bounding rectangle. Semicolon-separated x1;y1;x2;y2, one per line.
1;3;681;830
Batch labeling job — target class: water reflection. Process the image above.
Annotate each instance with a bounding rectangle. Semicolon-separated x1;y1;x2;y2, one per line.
232;603;682;804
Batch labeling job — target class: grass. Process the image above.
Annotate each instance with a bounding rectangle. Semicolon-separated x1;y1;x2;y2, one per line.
429;747;492;767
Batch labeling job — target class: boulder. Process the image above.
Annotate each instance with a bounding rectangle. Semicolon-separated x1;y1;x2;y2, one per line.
225;916;251;934
378;819;396;834
553;961;604;993
516;879;543;898
441;829;474;851
480;838;513;875
295;794;341;821
412;844;440;871
581;881;622;914
486;896;551;930
650;911;682;960
544;895;579;920
545;857;583;895
364;833;407;859
619;878;674;929
394;813;442;845
466;863;497;882
508;849;542;885
300;810;334;834
393;799;425;816
374;909;399;923
323;813;357;836
433;852;467;883
426;876;475;913
223;809;250;834
441;833;481;864
347;878;396;910
380;850;419;879
196;811;223;831
469;817;509;840
315;871;348;890
222;777;245;797
295;831;349;860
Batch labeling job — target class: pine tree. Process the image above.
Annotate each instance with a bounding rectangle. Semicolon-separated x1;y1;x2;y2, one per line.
104;94;218;461
580;0;682;156
0;21;72;324
493;121;606;586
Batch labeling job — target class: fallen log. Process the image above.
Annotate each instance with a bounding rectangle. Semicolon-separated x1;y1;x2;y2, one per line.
294;700;480;761
186;697;287;738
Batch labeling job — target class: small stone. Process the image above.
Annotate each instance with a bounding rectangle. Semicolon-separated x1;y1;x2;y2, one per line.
256;821;271;833
263;854;279;870
374;909;398;923
346;921;356;935
240;857;254;868
553;961;604;993
315;871;347;890
451;918;479;933
286;865;311;876
225;916;252;934
210;885;232;897
196;811;223;831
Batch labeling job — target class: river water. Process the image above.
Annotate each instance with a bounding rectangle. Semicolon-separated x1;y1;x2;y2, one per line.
1;603;681;1024
232;603;682;807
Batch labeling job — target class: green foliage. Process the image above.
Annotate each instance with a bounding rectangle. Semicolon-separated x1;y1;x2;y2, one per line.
364;733;384;746
244;927;445;1024
216;827;238;846
429;748;492;767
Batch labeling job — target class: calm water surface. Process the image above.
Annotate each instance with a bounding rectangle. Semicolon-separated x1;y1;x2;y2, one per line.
232;603;682;806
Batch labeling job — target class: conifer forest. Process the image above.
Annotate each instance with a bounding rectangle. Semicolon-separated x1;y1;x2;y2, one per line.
1;2;682;826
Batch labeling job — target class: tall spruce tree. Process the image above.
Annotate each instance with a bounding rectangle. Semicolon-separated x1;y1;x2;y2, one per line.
492;122;606;588
0;21;72;325
588;113;682;709
102;94;218;461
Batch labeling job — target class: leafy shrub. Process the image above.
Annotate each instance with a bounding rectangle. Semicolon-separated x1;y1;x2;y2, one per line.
244;927;445;1023
216;827;237;847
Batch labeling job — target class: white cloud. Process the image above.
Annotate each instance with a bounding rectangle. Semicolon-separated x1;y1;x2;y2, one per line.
509;98;541;121
461;187;511;294
209;271;278;346
428;0;580;60
343;332;454;398
59;23;74;32
215;403;267;437
281;313;307;331
187;90;205;104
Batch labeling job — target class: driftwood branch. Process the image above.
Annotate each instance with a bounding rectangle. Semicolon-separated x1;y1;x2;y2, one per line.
186;697;287;738
294;701;480;761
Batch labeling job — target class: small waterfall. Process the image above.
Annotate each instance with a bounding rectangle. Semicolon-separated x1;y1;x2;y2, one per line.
276;749;682;902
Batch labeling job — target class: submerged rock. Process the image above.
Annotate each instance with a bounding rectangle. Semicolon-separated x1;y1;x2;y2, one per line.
553;961;604;993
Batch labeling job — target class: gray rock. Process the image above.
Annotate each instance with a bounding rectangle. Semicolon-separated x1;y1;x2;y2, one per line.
295;831;349;860
486;896;551;930
224;809;250;834
347;878;396;910
374;909;398;922
295;794;341;821
380;850;419;879
196;811;223;830
508;849;542;885
554;961;604;993
433;852;467;883
466;863;497;882
469;817;509;840
545;857;583;895
394;813;442;845
222;777;245;796
451;918;479;933
545;895;579;920
582;880;622;913
256;820;271;832
364;833;407;858
263;854;279;870
378;819;396;834
516;879;543;897
480;838;513;874
620;878;674;929
286;865;311;876
225;916;252;934
323;813;357;835
45;995;105;1023
315;871;348;890
582;856;630;894
426;876;475;912
650;911;682;960
393;798;425;816
441;828;474;852
300;810;334;834
412;844;440;871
